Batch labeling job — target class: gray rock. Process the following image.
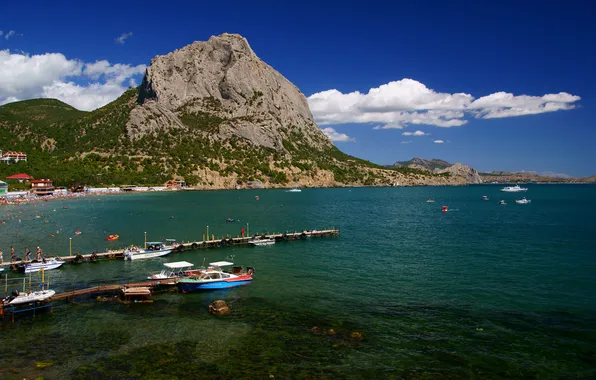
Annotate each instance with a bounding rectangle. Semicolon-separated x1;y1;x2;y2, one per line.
438;163;483;184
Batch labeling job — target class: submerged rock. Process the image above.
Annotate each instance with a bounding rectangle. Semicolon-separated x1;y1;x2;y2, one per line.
209;300;231;316
350;331;364;340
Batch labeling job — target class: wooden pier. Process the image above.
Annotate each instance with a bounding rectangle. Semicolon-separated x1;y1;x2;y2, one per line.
0;228;340;267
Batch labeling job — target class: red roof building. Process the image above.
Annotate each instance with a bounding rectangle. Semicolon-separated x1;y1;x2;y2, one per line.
6;173;33;180
1;151;27;164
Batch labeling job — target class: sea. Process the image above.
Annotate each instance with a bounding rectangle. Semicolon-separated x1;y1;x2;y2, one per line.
0;185;594;379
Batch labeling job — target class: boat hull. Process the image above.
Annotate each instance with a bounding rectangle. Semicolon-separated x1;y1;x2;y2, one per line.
125;249;172;261
22;260;65;273
177;278;252;292
4;290;56;305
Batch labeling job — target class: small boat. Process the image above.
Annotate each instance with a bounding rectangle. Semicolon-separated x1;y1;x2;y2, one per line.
226;218;237;223
106;234;119;241
515;197;531;204
148;261;196;283
177;261;254;292
75;231;82;235
500;185;528;192
499;200;506;205
248;237;276;246
2;289;56;306
287;188;302;192
442;206;448;213
426;199;435;203
124;242;172;261
482;196;489;201
19;258;65;274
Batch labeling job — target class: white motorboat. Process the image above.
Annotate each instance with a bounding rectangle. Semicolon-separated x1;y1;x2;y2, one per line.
499;200;506;205
515;197;531;204
500;185;528;192
482;195;489;200
2;289;56;306
124;242;172;261
248;237;276;246
287;188;302;192
148;261;195;283
19;258;65;274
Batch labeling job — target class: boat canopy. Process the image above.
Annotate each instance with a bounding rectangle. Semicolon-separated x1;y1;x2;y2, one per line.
163;261;194;269
146;241;164;245
209;261;234;267
165;238;177;242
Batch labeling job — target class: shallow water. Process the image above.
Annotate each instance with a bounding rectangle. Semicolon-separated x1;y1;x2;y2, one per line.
0;185;595;379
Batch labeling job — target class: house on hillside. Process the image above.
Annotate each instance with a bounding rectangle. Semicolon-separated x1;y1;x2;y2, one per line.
0;180;7;196
0;151;27;164
31;179;55;196
6;173;33;183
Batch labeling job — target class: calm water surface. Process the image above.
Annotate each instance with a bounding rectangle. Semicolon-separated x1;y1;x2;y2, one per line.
0;185;595;379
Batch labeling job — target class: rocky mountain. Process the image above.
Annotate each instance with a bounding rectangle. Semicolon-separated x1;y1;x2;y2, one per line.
437;163;483;184
480;171;596;183
394;157;451;171
0;33;470;188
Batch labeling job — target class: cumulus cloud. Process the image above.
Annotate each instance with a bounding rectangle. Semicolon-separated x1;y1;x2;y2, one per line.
115;32;133;45
321;127;355;142
0;50;145;110
433;140;445;144
402;130;428;136
307;79;580;128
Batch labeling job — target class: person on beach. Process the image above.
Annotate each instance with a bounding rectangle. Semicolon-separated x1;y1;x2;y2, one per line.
25;247;32;261
36;247;43;262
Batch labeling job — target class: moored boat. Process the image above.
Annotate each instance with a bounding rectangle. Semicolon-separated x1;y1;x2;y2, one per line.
2;289;56;306
499;200;506;205
177;261;254;292
106;234;119;241
248;237;275;246
124;242;172;261
500;185;528;192
287;188;302;192
19;258;65;274
482;195;489;200
148;261;195;284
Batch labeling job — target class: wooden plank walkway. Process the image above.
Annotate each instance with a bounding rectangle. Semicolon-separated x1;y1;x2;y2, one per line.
0;228;340;267
51;278;179;301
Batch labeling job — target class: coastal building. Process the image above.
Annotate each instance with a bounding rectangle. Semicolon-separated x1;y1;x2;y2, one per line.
6;173;33;183
30;179;55;196
0;151;27;164
0;180;7;196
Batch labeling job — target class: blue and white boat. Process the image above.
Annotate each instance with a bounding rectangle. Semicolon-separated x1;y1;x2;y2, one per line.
177;261;254;292
124;242;172;261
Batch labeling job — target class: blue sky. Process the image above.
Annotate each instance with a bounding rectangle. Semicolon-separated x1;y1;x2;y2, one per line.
1;0;595;176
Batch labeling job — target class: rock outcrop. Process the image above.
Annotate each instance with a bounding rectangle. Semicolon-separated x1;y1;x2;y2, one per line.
438;163;483;184
129;33;329;152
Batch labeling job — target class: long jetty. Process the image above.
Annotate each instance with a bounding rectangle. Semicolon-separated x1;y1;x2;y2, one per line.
1;228;340;267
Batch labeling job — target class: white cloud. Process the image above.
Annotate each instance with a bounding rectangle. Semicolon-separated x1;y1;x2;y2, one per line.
4;30;16;40
307;79;580;128
400;140;412;144
115;32;133;45
321;127;355;142
433;140;445;144
0;50;145;110
0;31;3;37
402;130;428;136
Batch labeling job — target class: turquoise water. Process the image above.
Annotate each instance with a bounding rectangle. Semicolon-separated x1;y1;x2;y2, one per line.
0;185;595;379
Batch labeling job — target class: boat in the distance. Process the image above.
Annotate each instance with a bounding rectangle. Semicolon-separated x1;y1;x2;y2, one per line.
2;289;56;306
287;188;302;192
499;200;506;205
482;195;489;201
148;261;196;284
426;199;435;203
515;197;531;204
177;261;254;292
248;237;276;246
500;185;528;192
106;234;119;241
124;242;172;261
19;258;65;274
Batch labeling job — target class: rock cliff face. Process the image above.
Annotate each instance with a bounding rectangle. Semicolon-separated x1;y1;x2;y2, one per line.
128;33;329;152
437;163;483;184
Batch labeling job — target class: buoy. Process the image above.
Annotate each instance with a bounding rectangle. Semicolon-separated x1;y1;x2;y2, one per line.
442;206;448;212
255;196;259;200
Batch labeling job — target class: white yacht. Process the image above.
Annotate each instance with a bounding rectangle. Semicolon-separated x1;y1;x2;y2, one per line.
19;258;65;274
248;237;276;246
500;185;528;192
515;197;531;204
